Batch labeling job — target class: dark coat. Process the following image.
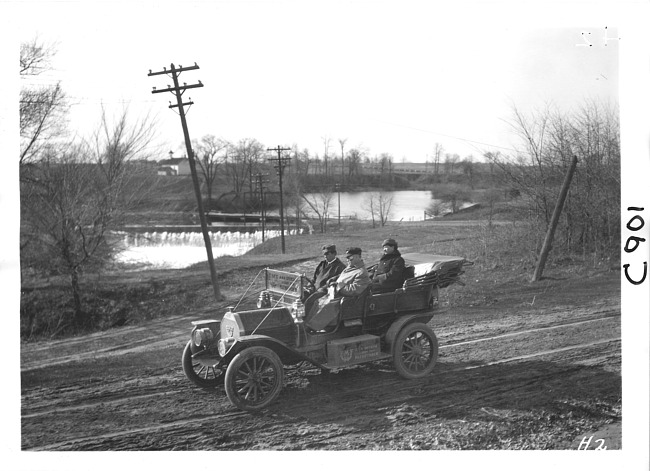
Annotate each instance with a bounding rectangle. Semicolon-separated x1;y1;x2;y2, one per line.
372;250;406;292
312;257;346;289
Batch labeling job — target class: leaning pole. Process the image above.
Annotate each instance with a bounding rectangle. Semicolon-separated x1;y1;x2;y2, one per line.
149;63;223;301
531;155;579;282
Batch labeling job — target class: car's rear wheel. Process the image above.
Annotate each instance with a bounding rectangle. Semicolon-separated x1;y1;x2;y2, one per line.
224;346;284;412
182;340;225;388
392;322;438;379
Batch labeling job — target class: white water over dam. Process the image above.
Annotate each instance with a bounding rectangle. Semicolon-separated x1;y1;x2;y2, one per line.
113;229;302;269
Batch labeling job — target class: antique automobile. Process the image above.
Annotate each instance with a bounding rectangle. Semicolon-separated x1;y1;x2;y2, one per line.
182;253;471;411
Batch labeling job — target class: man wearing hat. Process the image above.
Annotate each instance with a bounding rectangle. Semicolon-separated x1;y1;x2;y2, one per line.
305;247;370;331
332;247;371;298
302;244;346;318
370;238;406;293
309;244;346;294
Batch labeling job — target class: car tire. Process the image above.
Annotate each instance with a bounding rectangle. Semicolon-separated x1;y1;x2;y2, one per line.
182;340;225;388
392;322;438;380
224;346;284;412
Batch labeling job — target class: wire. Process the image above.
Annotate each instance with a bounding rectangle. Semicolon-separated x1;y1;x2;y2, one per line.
232;268;265;311
371;118;518;154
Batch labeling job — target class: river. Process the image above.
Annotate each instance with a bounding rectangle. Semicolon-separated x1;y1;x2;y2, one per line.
115;190;437;268
305;190;434;222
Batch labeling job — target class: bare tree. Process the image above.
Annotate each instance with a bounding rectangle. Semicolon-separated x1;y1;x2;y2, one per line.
347;147;364;179
363;191;394;226
461;155;475;189
290;144;311;177
301;191;333;233
378;153;393;175
362;193;378;228
444;153;460;175
432;142;444;175
483;188;502;227
506;104;555;223
377;191;395;226
20;38;68;165
299;147;312;176
321;135;331;176
426;199;445;218
311;153;322;175
284;171;307;232
487;100;620;256
226;138;265;197
20;108;157;329
193;135;229;209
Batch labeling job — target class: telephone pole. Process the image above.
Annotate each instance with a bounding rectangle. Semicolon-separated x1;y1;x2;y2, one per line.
148;63;223;301
255;173;269;242
267;146;291;254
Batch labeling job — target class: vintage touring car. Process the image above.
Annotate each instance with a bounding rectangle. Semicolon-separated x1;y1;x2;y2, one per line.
182;253;471;411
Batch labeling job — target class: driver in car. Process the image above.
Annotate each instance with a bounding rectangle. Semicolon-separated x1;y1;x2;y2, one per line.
303;244;346;301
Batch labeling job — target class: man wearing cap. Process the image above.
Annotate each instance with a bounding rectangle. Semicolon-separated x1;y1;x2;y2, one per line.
370;238;406;293
305;247;371;331
310;244;346;293
332;247;371;298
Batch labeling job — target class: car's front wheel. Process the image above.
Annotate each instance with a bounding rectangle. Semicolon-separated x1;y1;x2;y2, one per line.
224;346;284;412
392;322;439;380
182;340;225;388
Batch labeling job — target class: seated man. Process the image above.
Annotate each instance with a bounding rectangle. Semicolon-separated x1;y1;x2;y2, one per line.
305;247;370;331
370;238;406;293
302;244;346;301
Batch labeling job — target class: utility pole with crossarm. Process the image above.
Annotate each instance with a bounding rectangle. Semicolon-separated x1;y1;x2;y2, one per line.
148;63;223;301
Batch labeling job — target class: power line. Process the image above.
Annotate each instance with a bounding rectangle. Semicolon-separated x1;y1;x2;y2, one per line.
370;118;518;154
66;99;160;106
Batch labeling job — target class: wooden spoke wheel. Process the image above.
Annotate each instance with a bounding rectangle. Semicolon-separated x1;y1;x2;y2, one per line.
224;346;284;411
182;340;225;388
392;323;439;380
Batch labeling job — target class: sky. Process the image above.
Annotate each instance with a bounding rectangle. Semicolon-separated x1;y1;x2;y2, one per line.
2;0;650;469
11;0;624;163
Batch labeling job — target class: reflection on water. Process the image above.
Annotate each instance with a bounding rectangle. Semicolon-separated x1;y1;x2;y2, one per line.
304;190;435;221
113;229;301;269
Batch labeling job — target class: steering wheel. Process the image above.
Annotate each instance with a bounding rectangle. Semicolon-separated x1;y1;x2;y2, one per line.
302;276;315;290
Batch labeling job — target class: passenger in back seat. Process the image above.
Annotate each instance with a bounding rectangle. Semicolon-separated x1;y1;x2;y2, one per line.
370;238;406;293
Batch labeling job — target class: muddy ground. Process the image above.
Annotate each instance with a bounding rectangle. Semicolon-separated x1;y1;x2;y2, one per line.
20;258;622;453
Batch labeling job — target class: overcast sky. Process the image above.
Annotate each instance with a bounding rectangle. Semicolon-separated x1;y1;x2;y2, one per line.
13;0;624;162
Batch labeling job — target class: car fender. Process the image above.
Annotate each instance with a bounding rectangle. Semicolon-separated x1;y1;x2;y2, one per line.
384;313;434;355
222;334;311;366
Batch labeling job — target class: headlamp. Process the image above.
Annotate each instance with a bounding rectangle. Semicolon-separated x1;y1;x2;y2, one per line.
192;327;214;348
218;337;235;356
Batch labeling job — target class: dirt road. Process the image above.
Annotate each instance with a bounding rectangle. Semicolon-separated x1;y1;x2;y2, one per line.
21;267;621;451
